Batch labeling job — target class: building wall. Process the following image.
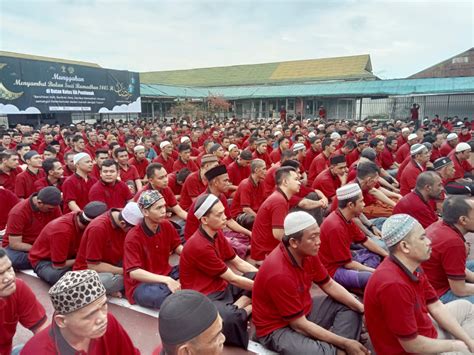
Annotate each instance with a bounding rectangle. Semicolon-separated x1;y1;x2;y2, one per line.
410;49;474;79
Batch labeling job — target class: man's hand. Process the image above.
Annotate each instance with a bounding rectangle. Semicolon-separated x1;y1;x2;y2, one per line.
451;340;469;353
372;226;382;238
465;338;474;353
166;278;181;293
339;173;348;185
343;339;371;355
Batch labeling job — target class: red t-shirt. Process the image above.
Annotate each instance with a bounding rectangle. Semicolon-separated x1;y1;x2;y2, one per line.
252;150;272;169
0;167;21;193
91;164;101;180
62;174;97;213
430;146;442;163
230;176;265;218
21;313;139;355
395;143;410;164
269;148;283;164
307;153;330;186
448;152;473;182
89;180;133;209
14;168;45;198
172;158;198;173
251;189;289;261
364;257;438;355
0;279;47;354
153;154;175;174
119;165;139;184
253;244;329;337
134;184;177;208
262;164;280;199
400;160;424;196
167;173;182;196
0;188;19;230
180;227;236;295
129;157;149;179
28;212;84;268
184;192;230;240
304;148;320;172
34;177;63;192
440;141;454;157
380;147;396;170
123;220;181;304
312;168;341;200
179;171;206;210
319;209;367;276
3;196;61;247
73;210;127;270
227;161;250;187
393;191;438;229
422;221;468;297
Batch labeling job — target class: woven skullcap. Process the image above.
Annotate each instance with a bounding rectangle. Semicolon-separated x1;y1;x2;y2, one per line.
447;133;458;141
194;194;220;219
330;132;341;140
49;270;106;314
410;143;426;155
159;290;218;345
402;127;410;133
382;214;418;247
37;186;62;206
73;152;90;165
317;124;325;130
255;138;267;145
228;144;238;151
133;145;145;152
433;156;452;170
455;142;471;153
284;211;317;235
180;136;190;143
308;132;316;138
201;154;218;166
407;133;418;141
293;143;305;152
336;183;361;201
330;155;346;165
274;130;282;136
204;164;227;182
121;201;143;225
160;141;171;149
165;126;173;132
24;150;40;160
356;127;365;133
138;190;163;209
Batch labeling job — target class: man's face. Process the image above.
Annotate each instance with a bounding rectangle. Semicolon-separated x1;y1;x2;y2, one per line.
162;145;173;156
221;138;230;149
3;155;19;170
459;150;471;161
2;135;11;146
257;143;267;154
100;164;118;184
66;155;75;170
22;136;33;144
403;223;431;262
215;147;225;159
280;139;290;151
434;134;444;148
255;166;267;181
375;140;384;153
43;150;55;159
442;162;455;179
143;198;167;223
461;200;474;233
203;201;227;231
229;148;239;159
213;174;230;193
95;153;109;167
285;171;301;194
331;162;348;177
75;139;85;151
32;133;40;142
351;194;365;217
238;158;250;168
98;133;105;142
28;154;43;169
126;139;135;150
0;255;16;298
312;139;322;151
328;142;337;154
13;135;21;143
295;224;321;257
427;175;443;199
179;149;191;162
88;133;97;143
116;152;129;165
77;157;93;173
417;149;430;164
57;295;108;340
150;168;168;189
50;162;64;179
135;149;146;161
388;140;398;151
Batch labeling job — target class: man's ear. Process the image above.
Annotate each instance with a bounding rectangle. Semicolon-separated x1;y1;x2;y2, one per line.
54;314;67;329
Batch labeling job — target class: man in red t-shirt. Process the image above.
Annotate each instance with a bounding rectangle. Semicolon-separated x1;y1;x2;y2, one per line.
0;249;48;354
440;133;459;157
0;150;21;192
0;187;19;233
124;190;183;308
252;138;272;168
180;194;258;349
114;147;142;194
29;201;108;285
172;143;198;173
15;150;45;199
365;214;474;354
307;137;336;186
34;158;64;192
400;143;430;196
313;155;348;201
423;196;474;302
89;160;133;209
129;144;149;180
22;270;139;355
73;202;142;295
253;211;366;354
153;140;175;173
3;186;62;269
226;150;252;192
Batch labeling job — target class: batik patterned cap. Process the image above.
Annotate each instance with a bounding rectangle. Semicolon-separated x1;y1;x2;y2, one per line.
138;190;163;209
49;270;106;314
381;214;418;247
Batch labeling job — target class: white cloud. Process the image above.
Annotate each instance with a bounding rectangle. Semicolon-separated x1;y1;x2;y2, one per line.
1;0;472;79
98;97;141;113
0;104;41;114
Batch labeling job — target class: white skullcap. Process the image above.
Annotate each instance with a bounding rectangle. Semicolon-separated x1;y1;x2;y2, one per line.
330;132;341;140
455;142;471;153
396;120;403;124
284;211;316;236
336;183;362;201
180;136;191;143
160;141;171;149
293;143;305;152
276;124;282;129
165;126;173;132
447;133;458;141
133;145;145;152
121;202;143;226
410;143;426;155
317;124;325;130
382;214;418;247
402;127;410;133
355;127;365;133
274;131;282;136
308;132;316;138
407;133;418;141
73;152;90;165
228;144;238;151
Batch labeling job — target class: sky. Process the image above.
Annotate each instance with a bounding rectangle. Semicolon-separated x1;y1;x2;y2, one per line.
1;0;473;79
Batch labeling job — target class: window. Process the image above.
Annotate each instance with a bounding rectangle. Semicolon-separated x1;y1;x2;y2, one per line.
452;57;469;64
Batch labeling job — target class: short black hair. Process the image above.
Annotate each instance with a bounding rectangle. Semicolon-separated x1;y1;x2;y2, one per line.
442;196;472;225
95;149;109;158
42;158;60;175
178;143;191;152
113;147;128;158
357;161;379;180
338;194;361;209
101;159;118;171
146;163;165;179
321;138;333;150
275;166;296;186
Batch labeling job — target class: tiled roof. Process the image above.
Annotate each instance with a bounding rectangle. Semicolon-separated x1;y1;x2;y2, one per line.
140;54;375;87
0;51;101;68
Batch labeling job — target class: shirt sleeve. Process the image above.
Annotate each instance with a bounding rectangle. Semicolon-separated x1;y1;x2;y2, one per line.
239;183;253;208
124;233;144;273
325;225;353;265
17;280;47;331
310;256;330;285
62;178;77;204
84;226;107;264
5;209;27;236
270;201;287;228
50;230;73;267
441;245;467;280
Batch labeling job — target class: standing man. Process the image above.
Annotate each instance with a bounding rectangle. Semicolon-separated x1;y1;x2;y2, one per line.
180;194;258;349
21;270;140;354
3;186;62;269
14;150;44;199
62;152;97;213
251;167;301;263
124;190;183;309
73;202;143;295
28;201;108;285
410;103;420;129
253;212;367;354
423;196;474;303
319;184;388;291
0;248;48;354
364;214;474;354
